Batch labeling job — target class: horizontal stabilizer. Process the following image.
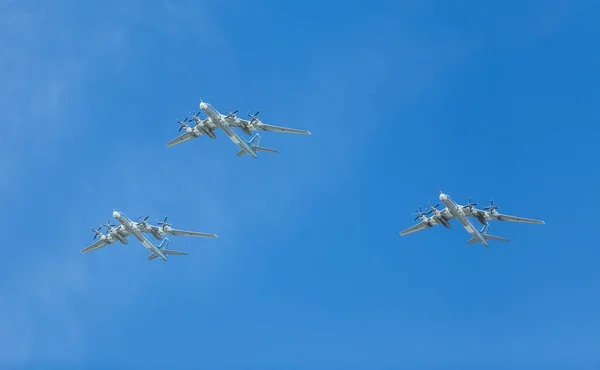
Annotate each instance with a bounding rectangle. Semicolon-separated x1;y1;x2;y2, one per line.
162;249;188;256
147;249;187;260
466;233;510;245
484;234;509;242
236;146;279;156
252;145;279;154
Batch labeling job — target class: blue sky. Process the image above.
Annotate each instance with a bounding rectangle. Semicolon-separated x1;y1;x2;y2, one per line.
1;0;599;368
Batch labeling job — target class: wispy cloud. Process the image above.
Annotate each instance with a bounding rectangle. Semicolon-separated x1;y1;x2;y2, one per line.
0;1;138;364
0;0;475;366
0;1;136;187
0;0;243;364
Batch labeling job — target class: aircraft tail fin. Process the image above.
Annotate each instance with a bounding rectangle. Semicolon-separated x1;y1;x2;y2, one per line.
236;134;279;156
147;238;188;260
157;238;187;256
158;238;170;249
466;226;510;245
248;133;261;147
481;225;509;242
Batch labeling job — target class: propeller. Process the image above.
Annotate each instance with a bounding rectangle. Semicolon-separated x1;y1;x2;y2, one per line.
138;216;149;225
189;111;202;120
104;219;117;231
157;216;170;229
426;202;440;215
484;200;499;212
91;226;104;240
177;117;190;132
464;197;478;209
413;206;427;221
226;108;239;119
248;110;260;125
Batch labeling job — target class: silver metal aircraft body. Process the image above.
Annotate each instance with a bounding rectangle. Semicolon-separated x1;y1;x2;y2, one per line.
166;100;311;158
399;192;545;247
82;210;217;261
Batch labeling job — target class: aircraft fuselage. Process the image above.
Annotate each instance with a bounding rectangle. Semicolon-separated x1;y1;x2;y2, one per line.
200;102;258;158
112;211;167;261
439;193;488;246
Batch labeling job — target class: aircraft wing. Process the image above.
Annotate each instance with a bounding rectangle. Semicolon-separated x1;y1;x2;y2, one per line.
81;238;113;254
251;121;311;135
486;212;545;224
166;228;218;238
399;222;432;236
439;208;454;220
461;207;478;218
166;131;200;147
230;117;311;135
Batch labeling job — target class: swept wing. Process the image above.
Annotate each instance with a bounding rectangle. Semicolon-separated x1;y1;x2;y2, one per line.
228;117;311;135
166;131;199;147
484;211;545;224
399;222;432;236
163;228;218;238
81;238;114;254
399;209;454;236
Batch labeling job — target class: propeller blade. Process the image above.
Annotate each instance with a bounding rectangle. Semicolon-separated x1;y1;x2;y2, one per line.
158;216;169;227
484;200;499;211
92;226;104;239
464;197;477;208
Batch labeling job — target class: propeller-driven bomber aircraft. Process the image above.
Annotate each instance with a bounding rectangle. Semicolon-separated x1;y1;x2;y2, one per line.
166;100;311;158
83;210;217;261
399;192;545;247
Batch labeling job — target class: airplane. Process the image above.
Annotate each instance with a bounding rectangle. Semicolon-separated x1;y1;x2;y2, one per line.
166;100;311;158
399;192;545;247
82;210;218;261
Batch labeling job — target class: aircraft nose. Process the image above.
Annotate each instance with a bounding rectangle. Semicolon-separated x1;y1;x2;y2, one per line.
199;101;207;110
112;211;120;219
439;193;447;201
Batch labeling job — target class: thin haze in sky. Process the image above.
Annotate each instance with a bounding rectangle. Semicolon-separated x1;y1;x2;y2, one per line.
0;0;599;369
